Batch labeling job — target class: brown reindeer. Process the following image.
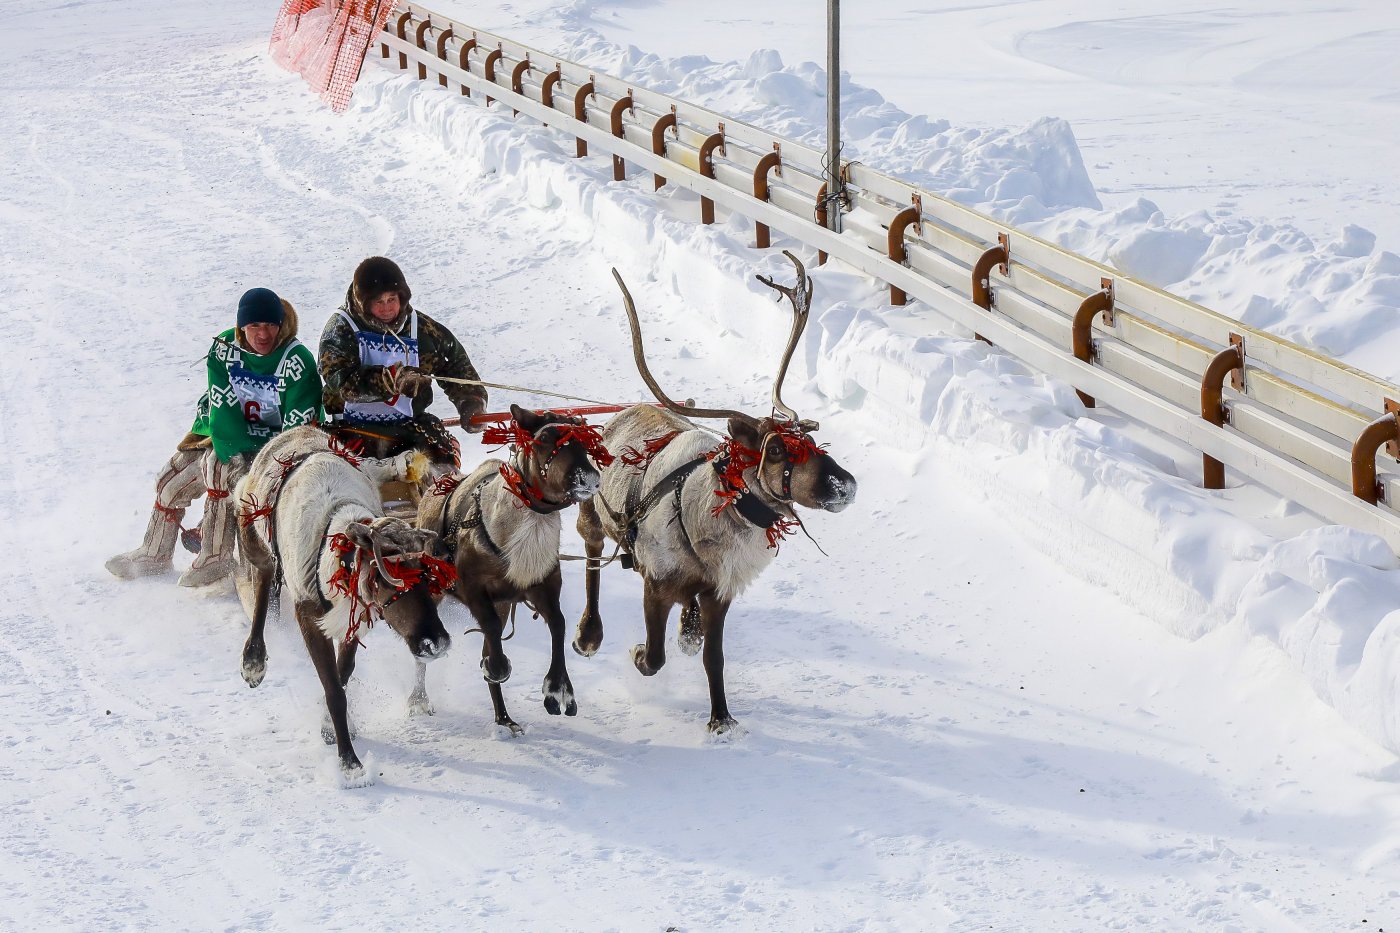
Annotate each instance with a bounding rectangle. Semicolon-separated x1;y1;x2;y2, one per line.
416;404;609;734
574;252;858;734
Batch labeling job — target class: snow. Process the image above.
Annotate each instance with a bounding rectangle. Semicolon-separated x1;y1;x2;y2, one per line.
6;0;1400;929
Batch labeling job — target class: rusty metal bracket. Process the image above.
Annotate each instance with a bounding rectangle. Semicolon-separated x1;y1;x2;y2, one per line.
1200;334;1246;489
1070;278;1114;408
509;57;531;116
699;125;726;225
969;233;1009;344
457;33;477;97
1352;408;1400;504
1069;275;1114;406
573;79;595;157
752;146;782;249
886;198;923;306
482;45;503;105
609;92;633;181
395;11;413;70
814;182;829;265
414;18;433;80
434;26;454;88
539;66;561;125
651;106;677;190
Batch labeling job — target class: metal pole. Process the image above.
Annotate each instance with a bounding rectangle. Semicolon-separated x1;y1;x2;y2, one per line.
826;0;842;234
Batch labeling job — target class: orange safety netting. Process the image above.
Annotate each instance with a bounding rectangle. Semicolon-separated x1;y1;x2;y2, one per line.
269;0;399;113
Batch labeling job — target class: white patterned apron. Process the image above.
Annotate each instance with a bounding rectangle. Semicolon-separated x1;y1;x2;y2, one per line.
228;340;304;441
338;309;419;424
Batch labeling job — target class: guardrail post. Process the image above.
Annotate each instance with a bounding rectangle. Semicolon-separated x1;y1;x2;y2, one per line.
1351;399;1400;504
886;195;923;306
574;78;595;157
457;33;478;97
511;57;531;116
1201;334;1246;489
651;106;677;190
699;124;726;225
395;12;413;70
414;18;433;80
434;26;454;88
540;65;562;125
970;233;1008;344
610;91;634;181
483;45;503;106
1070;278;1114;408
752;145;782;249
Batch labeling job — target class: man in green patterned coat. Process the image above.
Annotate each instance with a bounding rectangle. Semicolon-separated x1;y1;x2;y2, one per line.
106;288;323;586
319;256;487;466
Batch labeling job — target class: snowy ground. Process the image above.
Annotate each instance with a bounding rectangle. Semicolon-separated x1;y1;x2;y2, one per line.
5;0;1400;930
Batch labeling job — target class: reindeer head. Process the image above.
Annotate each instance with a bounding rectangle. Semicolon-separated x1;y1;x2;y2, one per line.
614;251;858;514
489;404;610;511
337;517;454;659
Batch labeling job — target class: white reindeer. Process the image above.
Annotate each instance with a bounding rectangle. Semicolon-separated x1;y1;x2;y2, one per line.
575;254;858;734
235;425;453;784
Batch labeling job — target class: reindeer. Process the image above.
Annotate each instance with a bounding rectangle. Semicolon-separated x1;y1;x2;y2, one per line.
416;404;608;734
574;252;857;734
235;425;455;783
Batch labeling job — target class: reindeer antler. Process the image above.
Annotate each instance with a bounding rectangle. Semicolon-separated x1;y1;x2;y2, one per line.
613;269;760;427
755;250;815;426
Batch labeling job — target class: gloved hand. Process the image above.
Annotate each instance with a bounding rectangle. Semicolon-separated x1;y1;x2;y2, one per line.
392;365;432;398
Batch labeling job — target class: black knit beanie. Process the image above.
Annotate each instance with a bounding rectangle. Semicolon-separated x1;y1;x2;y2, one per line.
237;288;285;328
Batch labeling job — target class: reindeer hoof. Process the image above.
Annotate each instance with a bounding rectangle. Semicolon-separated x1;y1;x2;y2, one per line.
241;642;266;688
631;643;662;676
407;691;435;717
480;655;512;685
573;614;602;657
495;718;526;738
543;678;578;717
338;757;375;788
707;715;740;736
677;620;703;657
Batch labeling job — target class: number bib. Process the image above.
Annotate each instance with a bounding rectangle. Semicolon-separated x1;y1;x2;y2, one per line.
338;309;419;424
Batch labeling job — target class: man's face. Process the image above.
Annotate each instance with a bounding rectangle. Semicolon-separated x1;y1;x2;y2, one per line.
369;292;401;323
243;323;281;355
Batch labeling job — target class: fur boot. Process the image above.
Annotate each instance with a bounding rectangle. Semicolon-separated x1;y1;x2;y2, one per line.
106;447;205;579
179;453;248;587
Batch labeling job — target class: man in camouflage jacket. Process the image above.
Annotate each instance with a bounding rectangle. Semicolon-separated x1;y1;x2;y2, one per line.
319;256;487;464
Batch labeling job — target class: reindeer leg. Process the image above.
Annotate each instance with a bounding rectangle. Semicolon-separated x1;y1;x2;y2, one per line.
325;637;361;744
677;596;703;657
460;590;522;735
408;661;434;716
238;516;278;687
573;498;605;657
296;608;363;775
631;579;672;677
697;591;737;734
239;564;274;688
529;568;577;717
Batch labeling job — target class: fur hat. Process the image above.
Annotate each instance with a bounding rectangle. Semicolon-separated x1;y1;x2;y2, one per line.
237;287;285;328
353;256;411;307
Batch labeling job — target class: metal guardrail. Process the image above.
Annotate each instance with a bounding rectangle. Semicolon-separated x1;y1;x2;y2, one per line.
376;3;1400;551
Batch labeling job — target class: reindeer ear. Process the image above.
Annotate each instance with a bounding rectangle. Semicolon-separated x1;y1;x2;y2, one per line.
511;404;543;432
727;417;763;450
